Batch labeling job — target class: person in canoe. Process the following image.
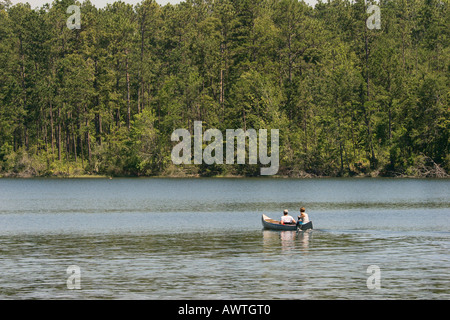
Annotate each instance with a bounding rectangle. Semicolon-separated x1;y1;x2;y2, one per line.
280;209;296;225
297;207;310;225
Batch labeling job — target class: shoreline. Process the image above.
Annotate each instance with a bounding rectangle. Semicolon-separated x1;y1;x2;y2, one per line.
1;172;448;179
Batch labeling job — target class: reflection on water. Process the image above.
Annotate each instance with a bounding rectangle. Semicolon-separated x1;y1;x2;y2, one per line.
263;230;312;252
0;178;449;299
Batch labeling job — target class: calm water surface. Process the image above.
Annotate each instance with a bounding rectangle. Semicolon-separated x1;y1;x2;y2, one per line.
0;178;448;299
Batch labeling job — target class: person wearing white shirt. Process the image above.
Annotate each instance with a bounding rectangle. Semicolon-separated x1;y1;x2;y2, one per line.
298;207;310;225
280;209;296;225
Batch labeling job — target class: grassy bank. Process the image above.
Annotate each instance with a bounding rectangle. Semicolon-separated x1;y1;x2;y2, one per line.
1;164;448;179
1;145;448;179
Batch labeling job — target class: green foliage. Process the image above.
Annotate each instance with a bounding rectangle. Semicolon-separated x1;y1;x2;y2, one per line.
0;0;448;177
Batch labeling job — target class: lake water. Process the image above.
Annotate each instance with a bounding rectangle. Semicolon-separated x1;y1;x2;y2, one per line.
0;178;448;300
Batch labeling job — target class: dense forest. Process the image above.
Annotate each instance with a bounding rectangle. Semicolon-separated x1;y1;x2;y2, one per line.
0;0;448;177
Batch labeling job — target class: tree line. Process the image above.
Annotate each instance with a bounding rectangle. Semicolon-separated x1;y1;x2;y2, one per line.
0;0;448;177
